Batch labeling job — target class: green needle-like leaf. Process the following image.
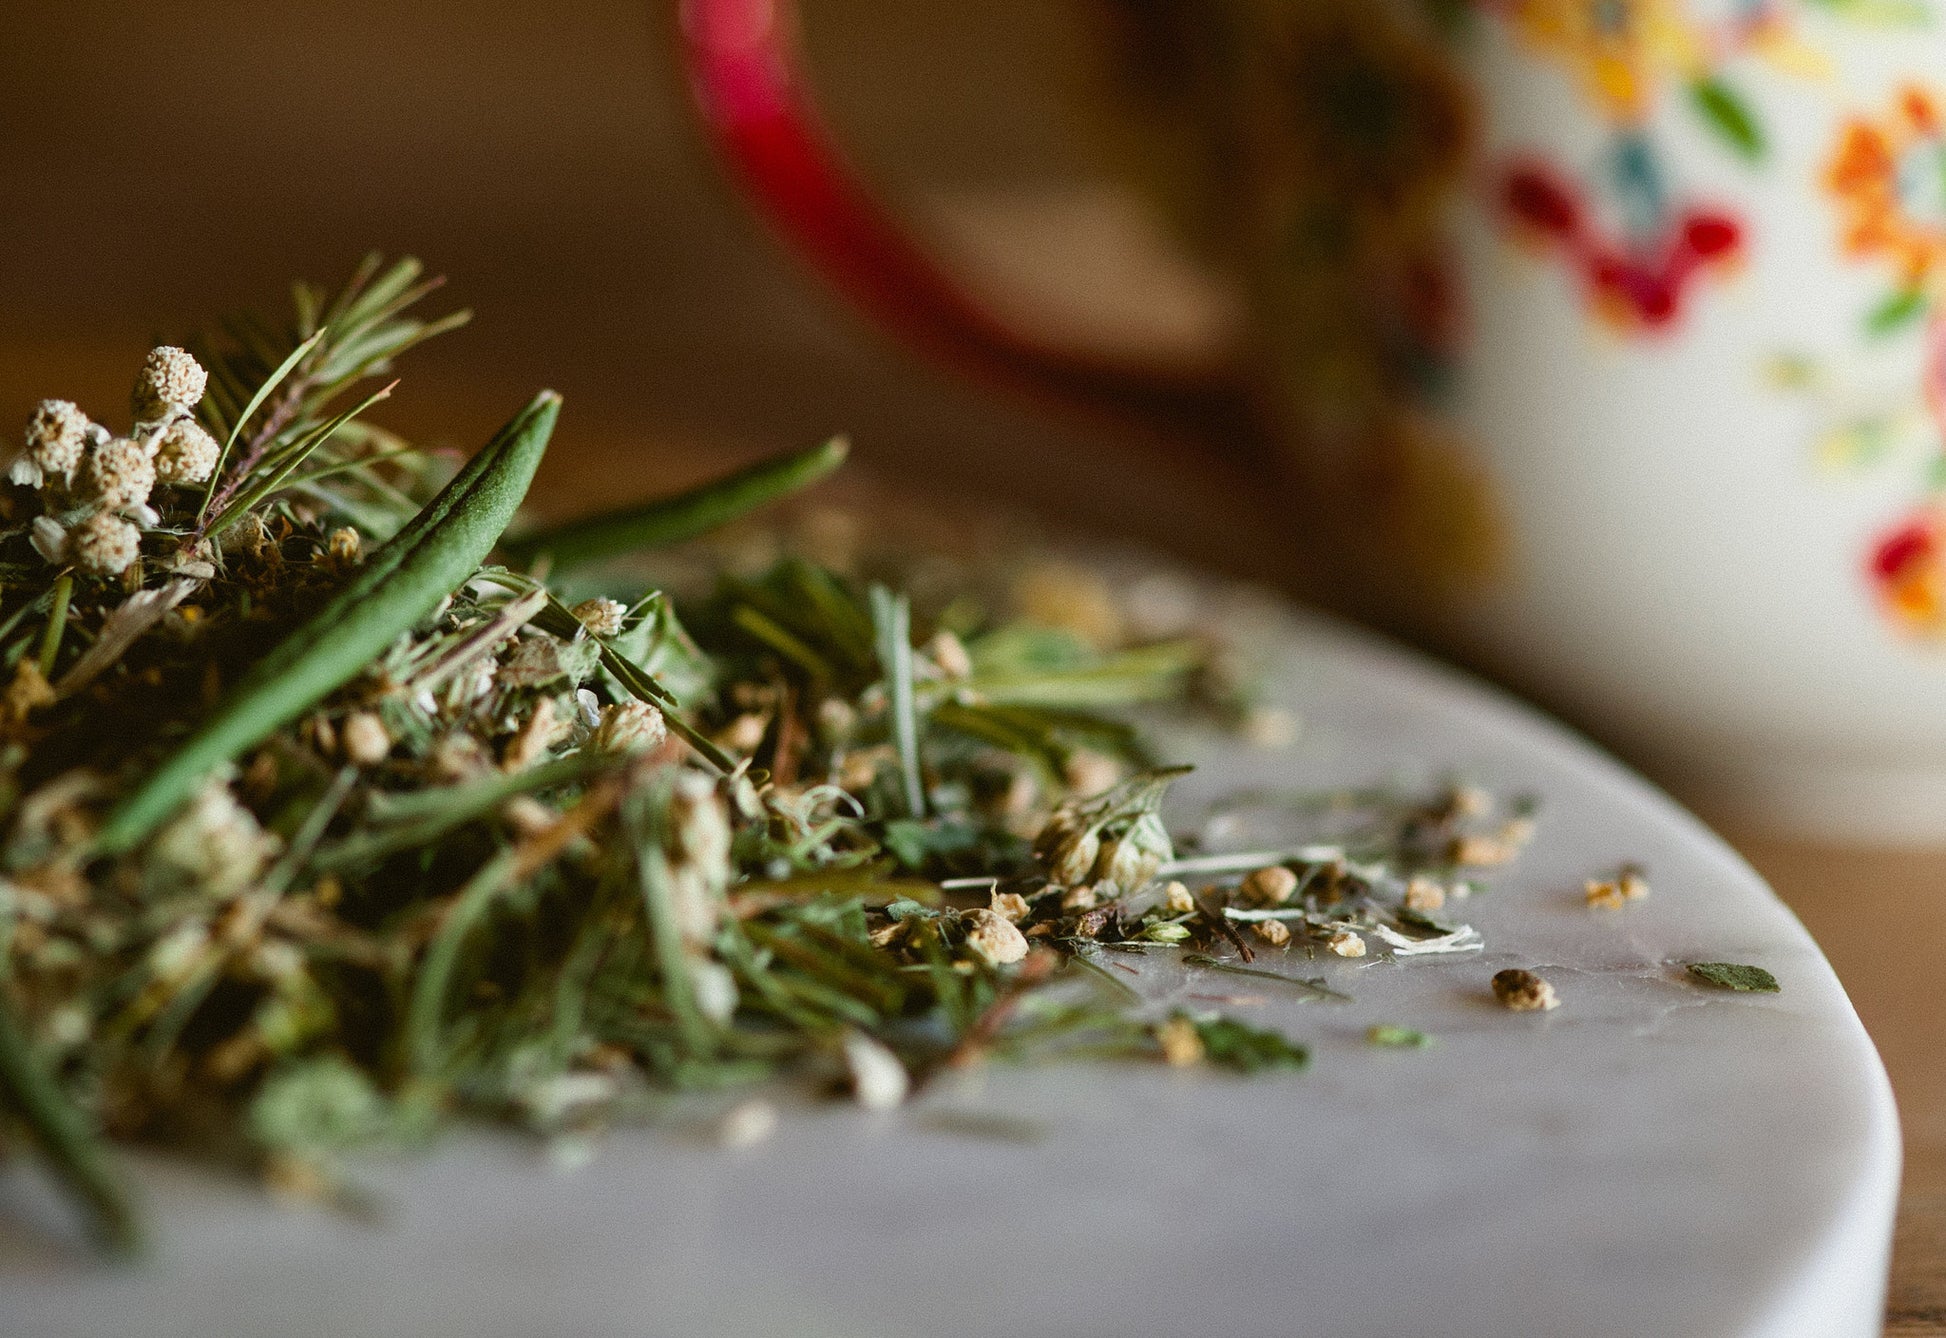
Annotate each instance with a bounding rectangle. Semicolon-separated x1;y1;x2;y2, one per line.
502;436;847;569
96;391;561;853
0;998;141;1256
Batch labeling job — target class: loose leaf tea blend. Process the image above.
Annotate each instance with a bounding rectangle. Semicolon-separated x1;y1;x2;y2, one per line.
0;260;1772;1256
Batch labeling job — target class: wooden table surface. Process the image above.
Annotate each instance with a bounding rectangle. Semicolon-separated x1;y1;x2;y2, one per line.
4;2;1943;1328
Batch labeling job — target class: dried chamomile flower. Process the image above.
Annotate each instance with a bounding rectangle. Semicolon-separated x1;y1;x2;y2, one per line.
340;712;391;768
1161;880;1197;915
570;597;627;639
1239;864;1297;907
591;700;666;754
1251;919;1291;947
1326;929;1366;958
152;418;220;486
131;345;208;423
1585;864;1648;911
71;510;142;576
1403;877;1446;913
14;399;91;486
1491;968;1559;1012
960;906;1028;966
989;890;1031;923
86;437;157;512
1059;884;1098;912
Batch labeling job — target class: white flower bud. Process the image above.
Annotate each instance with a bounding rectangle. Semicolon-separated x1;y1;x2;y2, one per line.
842;1030;908;1111
71;510;141;576
132;345;207;423
29;516;68;565
21;399;90;481
690;959;739;1024
570;597;628;639
1093;811;1171;890
341;711;391;768
86;437;156;511
925;629;972;679
591;700;666;754
960;906;1029;966
152;418;220;485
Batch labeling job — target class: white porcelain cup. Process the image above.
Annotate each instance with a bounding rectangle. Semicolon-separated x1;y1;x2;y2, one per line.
683;0;1946;843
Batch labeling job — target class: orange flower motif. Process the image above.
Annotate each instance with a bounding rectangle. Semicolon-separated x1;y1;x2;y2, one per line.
1826;86;1946;290
1501;0;1703;124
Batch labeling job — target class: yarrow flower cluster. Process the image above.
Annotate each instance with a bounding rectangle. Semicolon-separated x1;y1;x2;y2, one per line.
153;418;220;487
9;346;210;578
132;346;210;426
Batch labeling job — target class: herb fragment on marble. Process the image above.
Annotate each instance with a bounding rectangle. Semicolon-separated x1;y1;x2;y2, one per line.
1686;962;1781;993
1366;1024;1433;1049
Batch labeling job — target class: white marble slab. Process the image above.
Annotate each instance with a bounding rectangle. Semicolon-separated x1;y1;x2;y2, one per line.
0;596;1899;1337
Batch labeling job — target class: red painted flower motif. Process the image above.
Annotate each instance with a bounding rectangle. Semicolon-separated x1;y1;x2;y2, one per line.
1871;513;1946;634
1499;160;1744;332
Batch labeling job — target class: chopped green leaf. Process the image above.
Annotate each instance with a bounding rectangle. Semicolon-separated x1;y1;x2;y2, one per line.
1185;1014;1309;1074
1366;1024;1433;1049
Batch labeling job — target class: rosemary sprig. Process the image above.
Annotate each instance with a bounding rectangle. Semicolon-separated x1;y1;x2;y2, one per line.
503;436;849;569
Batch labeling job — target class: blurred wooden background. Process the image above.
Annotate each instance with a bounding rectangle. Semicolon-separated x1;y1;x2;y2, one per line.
2;2;1941;1329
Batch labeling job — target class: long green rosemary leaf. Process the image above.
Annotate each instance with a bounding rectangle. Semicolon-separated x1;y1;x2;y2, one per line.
502;437;847;569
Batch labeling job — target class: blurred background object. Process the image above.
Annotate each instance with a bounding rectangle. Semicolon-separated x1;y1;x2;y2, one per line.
0;0;1274;580
4;1;1945;1326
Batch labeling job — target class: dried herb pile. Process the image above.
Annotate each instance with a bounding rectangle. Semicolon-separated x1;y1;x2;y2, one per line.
0;260;1537;1256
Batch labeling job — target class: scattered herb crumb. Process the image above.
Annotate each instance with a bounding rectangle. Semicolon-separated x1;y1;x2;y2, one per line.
1686;962;1780;993
1585;863;1650;910
1366;1024;1432;1049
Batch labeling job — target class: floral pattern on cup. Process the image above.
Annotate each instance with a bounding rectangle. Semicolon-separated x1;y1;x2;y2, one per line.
1817;83;1946;633
1473;0;1823;334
